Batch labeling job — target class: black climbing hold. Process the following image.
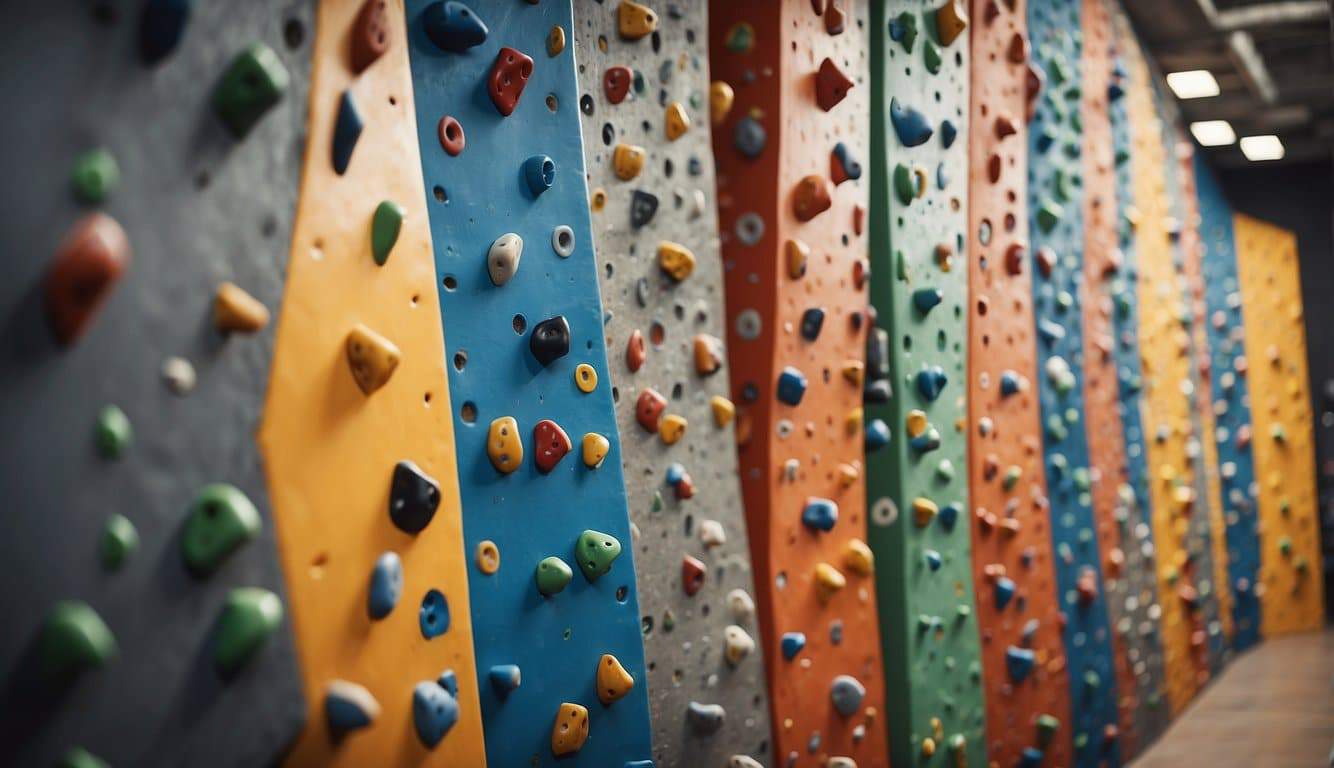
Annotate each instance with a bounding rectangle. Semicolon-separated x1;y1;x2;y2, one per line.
800;307;825;341
139;0;193;65
529;316;571;366
630;190;659;229
332;89;364;176
389;460;440;534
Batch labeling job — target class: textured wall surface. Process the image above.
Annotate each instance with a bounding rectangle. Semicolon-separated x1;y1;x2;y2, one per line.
965;0;1072;764
868;1;986;765
0;3;310;765
570;2;772;765
260;1;487;764
710;1;890;765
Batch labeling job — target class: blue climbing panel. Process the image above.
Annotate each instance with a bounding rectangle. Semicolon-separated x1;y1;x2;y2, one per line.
1027;0;1122;764
1193;152;1261;651
404;2;654;765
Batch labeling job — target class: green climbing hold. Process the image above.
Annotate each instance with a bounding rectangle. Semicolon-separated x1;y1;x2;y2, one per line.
57;747;110;768
181;483;262;578
212;587;283;676
1082;669;1101;690
535;556;574;597
724;23;753;53
892;11;918;53
1036;200;1064;233
1036;714;1060;747
100;514;138;570
893;163;915;205
213;42;290;138
70;148;119;205
371;200;405;266
1053;169;1072;202
39;600;117;681
923;40;942;74
575;529;622;582
94;405;132;460
1047;54;1070;85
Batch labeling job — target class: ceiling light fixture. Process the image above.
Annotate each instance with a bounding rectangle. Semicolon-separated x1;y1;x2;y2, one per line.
1166;69;1221;99
1239;135;1285;161
1190;120;1237;147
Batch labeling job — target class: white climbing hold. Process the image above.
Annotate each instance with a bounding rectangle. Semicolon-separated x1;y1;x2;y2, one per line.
723;624;755;666
487;233;523;286
726;588;755;622
162;355;197;395
699;519;727;547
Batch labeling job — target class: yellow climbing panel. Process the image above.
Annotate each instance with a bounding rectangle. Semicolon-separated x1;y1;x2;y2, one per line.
259;1;486;764
1233;213;1326;637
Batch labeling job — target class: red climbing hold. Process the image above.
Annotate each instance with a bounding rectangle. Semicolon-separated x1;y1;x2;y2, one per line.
603;66;632;105
45;212;131;346
814;57;853;112
636;388;667;433
1004;242;1026;275
792;175;832;222
626;329;646;372
351;0;391;74
682;555;707;596
438;115;465;156
488;47;533;117
533;419;572;473
824;0;846;35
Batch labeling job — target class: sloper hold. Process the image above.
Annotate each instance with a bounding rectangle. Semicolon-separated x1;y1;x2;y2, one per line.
604;66;632;104
326;679;382;732
776;366;809;406
389;460;440;534
830;675;865;717
181;483;262;577
39;600;117;681
529;315;571;366
488;47;533;117
489;664;521;694
100;513;138;569
617;1;658;40
815;57;854;111
575;529;622;582
412;677;460;747
346;323;401;395
792;175;833;221
423;1;488;52
212;587;283;676
57;748;109;768
890;97;933;147
687;701;725;734
45;213;130;346
487;232;523;286
138;0;194;64
213;42;289;138
350;0;391;73
370;200;404;265
332;89;363;176
936;0;968;46
536;556;573;596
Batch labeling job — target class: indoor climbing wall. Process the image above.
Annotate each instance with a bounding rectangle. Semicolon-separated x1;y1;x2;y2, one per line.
1026;0;1123;764
1078;0;1143;755
964;1;1072;766
710;2;891;766
1119;10;1210;714
868;1;986;765
571;2;773;765
0;3;310;766
403;1;654;765
1193;153;1262;651
1103;0;1171;746
259;1;486;764
1233;213;1326;636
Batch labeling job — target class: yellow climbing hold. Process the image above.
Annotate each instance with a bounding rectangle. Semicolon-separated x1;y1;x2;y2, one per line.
711;396;736;427
214;281;270;334
582;433;610;468
843;538;874;576
665;102;691;141
921;736;937;758
814;562;846;603
841;361;864;386
617;0;658;41
475;540;500;575
550;701;590;756
590;187;608;211
912;497;939;527
345;323;400;396
845;407;863;435
596;653;635;704
906;409;928;438
837;462;860;486
613;143;646;181
936;0;968;46
574;363;598;393
546;25;565;57
660;414;687;445
710;81;734;125
658;241;696;281
785;238;810;279
487;416;523;474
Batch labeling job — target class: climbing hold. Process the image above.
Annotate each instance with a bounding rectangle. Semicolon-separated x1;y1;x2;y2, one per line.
617;1;658;40
626;329;647;372
892;163;916;205
369;200;406;266
412;677;460;747
720;625;755;667
213;281;270;334
911;497;938;527
1005;645;1035;682
487;47;533;116
437;115;466;156
776;366;808;406
734;116;767;158
213;42;288;138
70;148;119;204
604;66;633;104
665;102;691;141
923;549;942;571
658;241;696;281
693;334;724;376
700;519;727;548
99;513;138;571
613;143;647;180
800;308;826;341
419;589;450;639
551;224;575;257
212;587;282;676
660;414;688;445
487;416;523;474
909;427;941;454
724;21;754;52
844;538;874;576
182;483;261;577
815;57;854;111
916;366;947;401
523;155;556;197
1036;714;1060;746
138;0;193;64
792;175;833;221
576;529;622;582
350;0;390;73
368;551;403;619
423;1;488;52
825;0;847;34
686;701;725;735
681;554;707;596
57;747;109;768
389;460;440;534
94;404;133;460
326;679;381;732
535;556;574;596
574;363;598;393
802;498;839;532
936;0;968;46
831;142;862;184
994;576;1016;610
786;239;811;279
814;563;846;603
865;419;891;451
346;323;400;395
830;675;865;717
629;190;659;229
711;396;736;427
913;287;943;314
597;653;635;703
546;24;565;57
636;388;667;432
710;81;735;124
890;98;933;147
1036;200;1063;233
551;701;590;755
533;419;572;473
529;315;571;366
45;213;130;346
38;600;116;681
781;631;807;660
475;540;500;574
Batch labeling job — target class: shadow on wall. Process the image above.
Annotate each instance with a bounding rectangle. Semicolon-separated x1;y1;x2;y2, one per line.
1219;158;1334;622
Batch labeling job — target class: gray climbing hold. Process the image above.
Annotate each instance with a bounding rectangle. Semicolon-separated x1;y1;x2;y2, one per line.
487;233;522;286
733;116;766;158
686;701;725;734
830;674;865;717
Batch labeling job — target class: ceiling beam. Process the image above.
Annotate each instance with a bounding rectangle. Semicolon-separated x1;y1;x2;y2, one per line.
1214;1;1331;32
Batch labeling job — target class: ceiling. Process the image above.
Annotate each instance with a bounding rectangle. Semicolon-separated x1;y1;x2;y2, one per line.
1122;0;1333;167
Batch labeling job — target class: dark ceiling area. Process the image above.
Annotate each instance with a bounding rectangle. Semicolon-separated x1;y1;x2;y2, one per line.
1123;0;1332;168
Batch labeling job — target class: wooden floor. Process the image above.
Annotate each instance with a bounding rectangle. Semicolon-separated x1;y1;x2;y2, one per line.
1132;627;1334;767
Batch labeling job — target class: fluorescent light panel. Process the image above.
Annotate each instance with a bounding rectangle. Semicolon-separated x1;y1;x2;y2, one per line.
1239;135;1285;161
1167;69;1221;99
1190;120;1236;147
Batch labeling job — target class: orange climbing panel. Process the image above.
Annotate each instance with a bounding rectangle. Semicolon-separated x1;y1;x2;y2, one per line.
966;1;1072;765
259;1;486;764
1078;0;1142;753
1233;213;1326;637
710;2;890;766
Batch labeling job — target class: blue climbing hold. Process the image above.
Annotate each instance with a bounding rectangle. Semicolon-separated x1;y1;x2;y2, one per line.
1006;645;1035;682
832;142;862;182
889;98;933;147
422;1;489;53
1037;318;1066;345
1035;126;1057;154
419;589;450;639
776;366;808;406
489;663;521;694
937;161;950;191
412;678;460;748
781;632;807;660
438;668;458;697
940;119;958;148
829;675;865;717
800;307;826;341
665;462;686;486
326;679;380;732
368;551;403;620
139;0;194;65
1000;369;1022;396
1018;747;1044;768
909;427;941;454
995;576;1016;610
1108;81;1125;101
332;89;363;176
924;549;942;571
916;366;947;401
522;155;555;197
734;116;767;159
865;419;891;452
913;287;943;314
938;503;960;531
801;498;839;532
